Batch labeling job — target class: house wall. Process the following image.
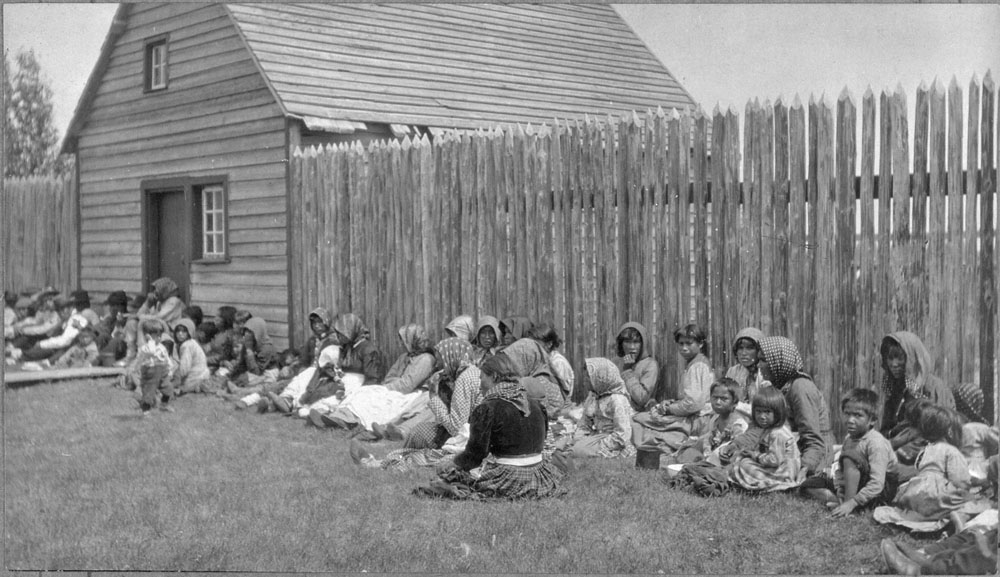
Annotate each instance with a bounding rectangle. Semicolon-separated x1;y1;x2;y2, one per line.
75;3;291;345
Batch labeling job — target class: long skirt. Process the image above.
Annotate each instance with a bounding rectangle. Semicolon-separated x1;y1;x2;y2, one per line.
631;411;696;454
329;386;429;431
414;459;567;501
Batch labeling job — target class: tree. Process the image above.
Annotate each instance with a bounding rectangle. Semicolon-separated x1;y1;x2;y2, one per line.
4;48;69;178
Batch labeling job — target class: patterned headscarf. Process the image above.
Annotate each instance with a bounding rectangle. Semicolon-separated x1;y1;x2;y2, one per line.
308;307;332;329
585;357;626;397
434;337;474;381
445;315;475;342
151;277;178;301
952;382;985;423
758;336;806;389
332;313;369;347
501;316;535;340
880;332;933;400
502;338;553;380
398;324;430;356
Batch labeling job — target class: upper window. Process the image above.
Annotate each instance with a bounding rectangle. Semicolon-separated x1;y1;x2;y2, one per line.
196;184;227;260
144;37;168;91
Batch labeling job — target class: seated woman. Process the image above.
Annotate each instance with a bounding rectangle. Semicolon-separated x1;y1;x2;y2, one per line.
470;315;501;366
631;324;714;468
294;313;385;419
312;324;436;431
502;335;564;417
378;337;484;447
757;336;834;477
724;327;767;415
206;305;239;374
263;307;337;413
444;315;475;342
880;331;955;469
171;319;211;395
414;353;569;501
612;321;659;412
564;357;635;459
218;317;279;396
527;322;575;404
134;277;185;356
499;316;534;347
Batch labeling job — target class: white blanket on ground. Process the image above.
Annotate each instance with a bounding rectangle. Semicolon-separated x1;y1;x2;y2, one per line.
333;385;429;431
299;372;366;417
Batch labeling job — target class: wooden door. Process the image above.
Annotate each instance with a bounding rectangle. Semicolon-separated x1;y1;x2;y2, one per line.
145;189;189;302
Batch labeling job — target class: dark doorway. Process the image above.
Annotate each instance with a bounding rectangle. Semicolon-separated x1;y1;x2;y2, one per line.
144;188;190;302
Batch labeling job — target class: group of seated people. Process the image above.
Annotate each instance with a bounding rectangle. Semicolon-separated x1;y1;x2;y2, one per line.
4;278;997;574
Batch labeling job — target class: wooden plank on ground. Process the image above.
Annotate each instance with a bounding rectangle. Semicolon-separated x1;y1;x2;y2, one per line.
5;366;126;386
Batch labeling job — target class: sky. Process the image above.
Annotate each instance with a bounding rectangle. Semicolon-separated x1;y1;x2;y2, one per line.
3;2;999;146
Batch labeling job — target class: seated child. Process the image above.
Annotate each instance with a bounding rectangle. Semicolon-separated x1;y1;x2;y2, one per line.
297;345;346;407
172;319;210;395
225;317;278;390
51;326;100;369
565;357;636;459
664;378;749;467
135;319;176;415
277;348;300;380
631;324;712;465
729;387;804;492
875;404;992;532
800;388;900;516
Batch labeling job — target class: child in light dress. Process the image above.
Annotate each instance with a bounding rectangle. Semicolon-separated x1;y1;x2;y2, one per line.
566;357;636;459
729;387;804;492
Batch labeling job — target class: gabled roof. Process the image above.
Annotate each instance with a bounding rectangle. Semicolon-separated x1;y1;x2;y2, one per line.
225;3;698;130
63;3;698;152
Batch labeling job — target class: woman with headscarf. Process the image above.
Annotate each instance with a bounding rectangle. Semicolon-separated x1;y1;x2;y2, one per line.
414;353;568;501
612;321;660;412
444;315;475;342
566;358;636;459
501;335;564;417
499;316;535;347
262;307;338;413
470;315;501;367
757;336;834;477
379;337;484;448
221;316;279;396
724;327;768;415
528;323;576;404
951;382;998;483
879;331;954;434
312;324;436;431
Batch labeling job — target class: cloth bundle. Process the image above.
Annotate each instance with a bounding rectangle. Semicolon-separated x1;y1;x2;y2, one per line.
668;462;731;497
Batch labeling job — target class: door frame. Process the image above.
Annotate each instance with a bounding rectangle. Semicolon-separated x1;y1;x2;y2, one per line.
140;175;227;301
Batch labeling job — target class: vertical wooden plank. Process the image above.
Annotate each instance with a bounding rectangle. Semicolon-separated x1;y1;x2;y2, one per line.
692;108;710;334
891;85;911;331
742;100;759;331
654;108;671;385
926;79;947;376
835;88;858;418
772;97;790;340
912;81;931;347
664;109;683;395
963;76;982;384
642;112;657;333
857;88;877;390
812;95;836;409
549;123;565;354
602;116;618;347
418;135;433;332
943;78;965;385
724;107;742;363
875;89;893;387
803;96;819;368
494;129;509;318
759;100;775;335
980;72;996;423
678;111;692;328
710;106;727;368
622;113;638;320
788;97;807;359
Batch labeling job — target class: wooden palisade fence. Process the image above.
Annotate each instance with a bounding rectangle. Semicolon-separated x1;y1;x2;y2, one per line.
3;176;78;295
290;74;998;436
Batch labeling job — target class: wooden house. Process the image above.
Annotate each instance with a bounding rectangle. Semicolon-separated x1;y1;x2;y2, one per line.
62;3;699;348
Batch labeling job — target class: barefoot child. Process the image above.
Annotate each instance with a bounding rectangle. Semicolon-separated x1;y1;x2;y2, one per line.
801;388;899;516
729;387;804;492
51;326;100;369
136;319;175;415
171;319;210;395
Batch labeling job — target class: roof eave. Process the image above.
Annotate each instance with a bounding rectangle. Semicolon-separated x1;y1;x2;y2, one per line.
60;3;129;155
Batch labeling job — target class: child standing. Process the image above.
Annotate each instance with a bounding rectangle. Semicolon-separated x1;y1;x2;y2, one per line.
135;319;175;415
801;388;900;517
875;404;991;531
51;326;100;369
729;387;804;492
665;378;750;467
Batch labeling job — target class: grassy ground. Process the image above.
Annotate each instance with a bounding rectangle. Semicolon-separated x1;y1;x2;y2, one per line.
4;379;925;573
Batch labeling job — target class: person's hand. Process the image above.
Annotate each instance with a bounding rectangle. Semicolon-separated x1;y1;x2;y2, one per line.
622;353;636;365
145;292;157;304
427;371;443;395
830;500;856;518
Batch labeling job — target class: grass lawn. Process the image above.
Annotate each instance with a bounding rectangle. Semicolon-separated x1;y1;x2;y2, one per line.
4;378;925;573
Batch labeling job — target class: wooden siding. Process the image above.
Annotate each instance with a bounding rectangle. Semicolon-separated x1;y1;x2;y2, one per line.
226;3;697;129
75;3;291;345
